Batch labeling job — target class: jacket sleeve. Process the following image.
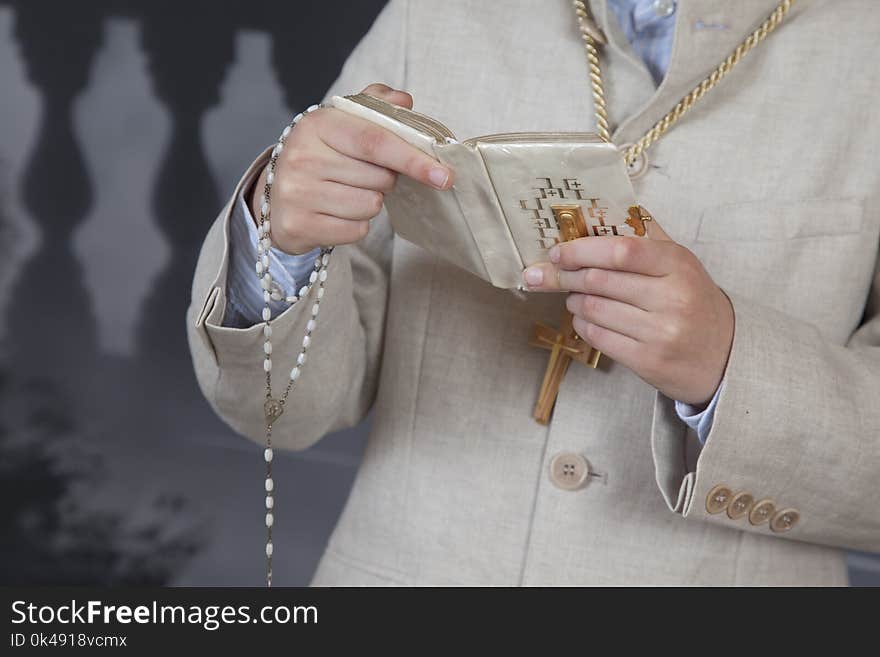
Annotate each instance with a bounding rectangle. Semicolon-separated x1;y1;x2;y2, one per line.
186;0;408;451
651;246;880;553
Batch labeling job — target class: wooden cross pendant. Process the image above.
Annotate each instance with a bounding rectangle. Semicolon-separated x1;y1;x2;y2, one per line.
531;204;599;424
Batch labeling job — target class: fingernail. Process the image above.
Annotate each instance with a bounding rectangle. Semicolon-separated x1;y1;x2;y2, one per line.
428;167;449;188
523;267;543;286
549;245;560;263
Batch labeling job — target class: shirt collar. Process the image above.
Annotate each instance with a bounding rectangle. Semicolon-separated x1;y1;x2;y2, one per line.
608;0;677;33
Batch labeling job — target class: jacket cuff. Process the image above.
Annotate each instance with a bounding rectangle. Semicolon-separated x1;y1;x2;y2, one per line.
651;290;880;551
224;167;321;328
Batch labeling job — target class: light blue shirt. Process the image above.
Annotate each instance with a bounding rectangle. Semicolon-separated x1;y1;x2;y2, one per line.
224;187;320;329
608;0;678;85
224;0;721;442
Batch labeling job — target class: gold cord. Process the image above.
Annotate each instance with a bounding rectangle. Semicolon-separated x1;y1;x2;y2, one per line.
573;0;611;143
573;0;795;165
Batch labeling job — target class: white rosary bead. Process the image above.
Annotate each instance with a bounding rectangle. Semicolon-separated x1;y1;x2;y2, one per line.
272;143;282;158
263;220;271;235
266;168;274;184
266;513;274;528
306;319;316;332
263;291;271;304
262;254;269;268
261;273;273;290
302;335;311;349
285;295;298;304
282;125;292;139
317;287;325;299
261;237;271;250
311;303;320;317
290;366;301;381
322;253;329;266
266;495;274;510
262;307;271;321
266;542;273;557
292;112;304;124
256;261;264;275
263;341;272;355
263;324;272;338
264;447;274;463
297;352;307;366
263;358;272;372
319;269;328;282
265;477;274;492
298;285;309;298
307;104;320;112
257;242;264;255
309;270;318;284
261;200;270;217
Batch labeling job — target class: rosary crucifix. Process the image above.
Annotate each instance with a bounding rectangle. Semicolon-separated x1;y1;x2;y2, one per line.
531;204;652;424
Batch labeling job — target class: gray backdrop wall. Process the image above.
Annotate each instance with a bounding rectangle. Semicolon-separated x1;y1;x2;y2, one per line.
0;0;876;586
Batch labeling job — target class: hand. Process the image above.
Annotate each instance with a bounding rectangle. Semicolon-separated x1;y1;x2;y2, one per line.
522;218;734;406
249;83;454;254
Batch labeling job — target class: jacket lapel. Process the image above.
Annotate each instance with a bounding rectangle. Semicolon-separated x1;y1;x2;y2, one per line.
588;0;793;145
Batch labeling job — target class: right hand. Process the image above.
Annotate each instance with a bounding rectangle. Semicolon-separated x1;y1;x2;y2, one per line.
249;83;454;255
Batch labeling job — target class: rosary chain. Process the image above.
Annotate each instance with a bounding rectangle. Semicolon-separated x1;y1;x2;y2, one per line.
257;103;333;587
573;0;795;166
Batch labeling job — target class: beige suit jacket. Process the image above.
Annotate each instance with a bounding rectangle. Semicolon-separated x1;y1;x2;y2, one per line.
187;0;880;585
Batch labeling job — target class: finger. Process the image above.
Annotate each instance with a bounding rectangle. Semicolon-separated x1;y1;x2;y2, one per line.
360;83;414;109
552;235;675;276
643;211;671;241
523;264;661;310
317;109;453;190
572;316;641;369
305;181;385;221
566;293;651;342
317;149;397;191
274;213;368;250
561;268;661;310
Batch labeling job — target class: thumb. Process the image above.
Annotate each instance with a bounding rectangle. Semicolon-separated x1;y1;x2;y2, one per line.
360;83;414;109
630;205;671;241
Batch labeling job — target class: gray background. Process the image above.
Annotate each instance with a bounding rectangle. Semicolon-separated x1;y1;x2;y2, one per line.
0;0;876;586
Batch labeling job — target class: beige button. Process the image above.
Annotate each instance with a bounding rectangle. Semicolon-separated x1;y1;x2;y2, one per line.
549;452;590;491
705;484;733;514
727;492;754;520
749;499;776;526
770;508;800;533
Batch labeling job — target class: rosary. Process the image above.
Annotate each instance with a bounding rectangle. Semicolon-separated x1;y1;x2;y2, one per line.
255;0;795;586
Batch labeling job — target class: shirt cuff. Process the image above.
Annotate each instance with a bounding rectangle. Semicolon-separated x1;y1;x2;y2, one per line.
224;180;320;328
674;380;724;445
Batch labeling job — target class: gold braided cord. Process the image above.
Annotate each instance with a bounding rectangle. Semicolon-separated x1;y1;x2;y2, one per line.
574;0;795;166
573;0;610;142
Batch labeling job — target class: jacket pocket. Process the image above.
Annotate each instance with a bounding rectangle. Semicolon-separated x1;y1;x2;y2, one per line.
694;197;864;243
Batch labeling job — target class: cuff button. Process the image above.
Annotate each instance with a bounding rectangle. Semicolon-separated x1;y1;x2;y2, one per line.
748;499;776;526
706;484;733;514
726;492;754;520
770;508;800;533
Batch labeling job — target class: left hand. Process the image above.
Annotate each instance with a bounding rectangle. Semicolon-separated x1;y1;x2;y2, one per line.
522;217;734;406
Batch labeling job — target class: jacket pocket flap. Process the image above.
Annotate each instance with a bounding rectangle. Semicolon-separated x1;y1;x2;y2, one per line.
695;197;864;243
